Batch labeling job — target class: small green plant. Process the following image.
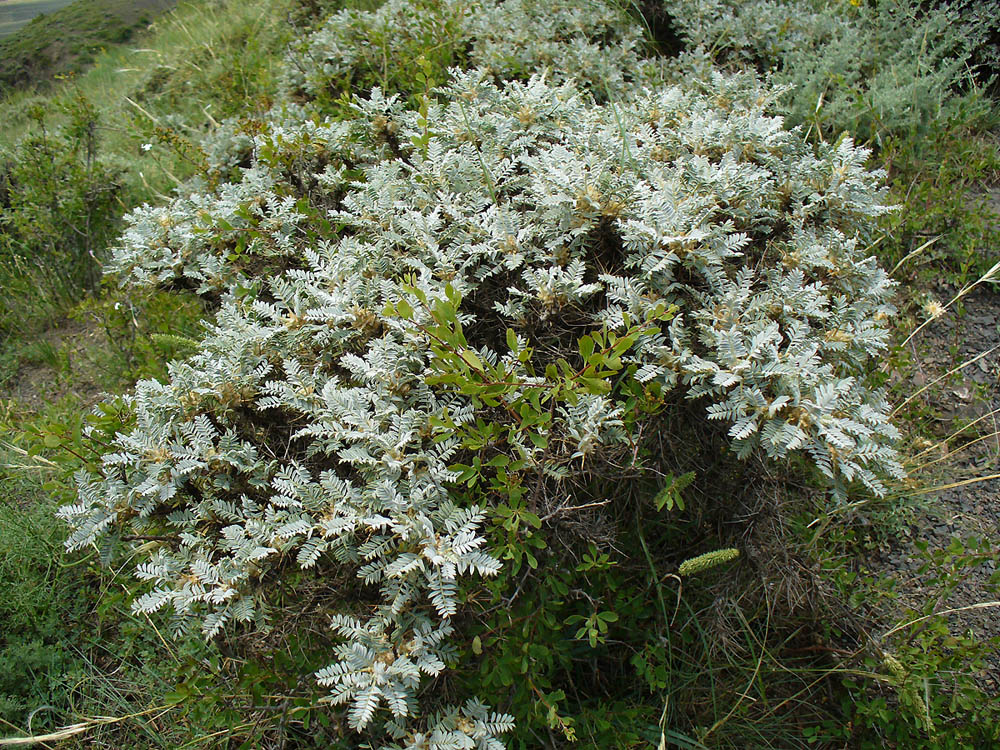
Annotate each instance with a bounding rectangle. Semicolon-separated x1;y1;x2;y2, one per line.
0;94;123;333
71;286;207;387
811;526;1000;749
879;104;1000;284
20;339;70;374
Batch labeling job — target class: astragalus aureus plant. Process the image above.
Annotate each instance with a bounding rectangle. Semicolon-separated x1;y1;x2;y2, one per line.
61;63;901;745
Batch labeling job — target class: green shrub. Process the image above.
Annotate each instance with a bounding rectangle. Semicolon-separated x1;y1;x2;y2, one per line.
0;94;122;332
281;0;654;105
662;0;999;145
61;28;904;739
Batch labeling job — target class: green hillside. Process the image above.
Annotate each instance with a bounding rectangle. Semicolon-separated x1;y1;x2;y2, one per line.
0;0;176;91
0;1;75;40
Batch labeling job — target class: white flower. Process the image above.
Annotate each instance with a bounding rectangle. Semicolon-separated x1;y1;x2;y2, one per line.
923;299;945;320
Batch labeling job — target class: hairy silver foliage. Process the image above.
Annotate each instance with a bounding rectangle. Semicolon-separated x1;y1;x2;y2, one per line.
62;0;907;744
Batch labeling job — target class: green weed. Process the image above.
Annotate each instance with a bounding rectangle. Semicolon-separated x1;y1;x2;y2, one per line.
879;96;1000;286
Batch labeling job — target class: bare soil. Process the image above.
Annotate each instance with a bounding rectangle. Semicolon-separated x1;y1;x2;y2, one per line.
2;315;108;413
